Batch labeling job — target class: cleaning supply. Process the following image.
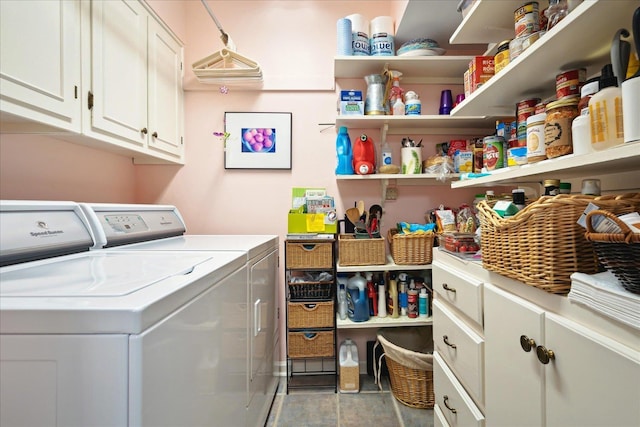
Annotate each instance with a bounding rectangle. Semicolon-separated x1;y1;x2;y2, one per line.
347;272;369;322
366;272;377;316
419;288;429;317
399;282;408;316
405;91;421;115
379;139;393;171
378;282;387;318
338;283;348;320
353;134;376;174
339;339;359;393
335;126;355;175
388;273;399;318
589;64;624;150
388;71;405;115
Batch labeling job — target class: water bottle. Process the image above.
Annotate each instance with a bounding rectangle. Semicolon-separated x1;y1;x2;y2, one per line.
338;284;348;320
336;126;354;175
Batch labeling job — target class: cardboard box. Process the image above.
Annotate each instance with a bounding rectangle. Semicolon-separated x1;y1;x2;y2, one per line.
454;150;473;173
340;90;364;115
469;56;494;93
288;212;337;234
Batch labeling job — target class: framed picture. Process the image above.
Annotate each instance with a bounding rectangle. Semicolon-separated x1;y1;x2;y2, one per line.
224;112;292;169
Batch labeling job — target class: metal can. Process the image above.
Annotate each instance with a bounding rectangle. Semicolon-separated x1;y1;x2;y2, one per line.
483;135;506;171
494;40;511;74
544;97;579;158
526;112;547;163
514;2;540;38
517;98;541;147
556;68;586;99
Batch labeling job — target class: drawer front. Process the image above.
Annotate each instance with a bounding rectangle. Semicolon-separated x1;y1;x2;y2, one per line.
287;330;334;359
288;301;334;329
434;352;485;427
433;299;484;407
286;242;333;269
434;403;451;427
433;262;483;329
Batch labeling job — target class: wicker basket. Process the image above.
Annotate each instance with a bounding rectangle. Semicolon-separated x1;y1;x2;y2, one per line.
388;229;435;265
477;193;640;295
377;327;434;409
338;234;386;266
288;301;335;329
288;331;335;358
288;280;333;301
585;209;640;294
286;241;333;269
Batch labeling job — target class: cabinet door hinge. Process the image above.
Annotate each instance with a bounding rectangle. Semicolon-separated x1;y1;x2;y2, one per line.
87;91;94;110
181;136;184;145
74;85;78;99
277;307;280;320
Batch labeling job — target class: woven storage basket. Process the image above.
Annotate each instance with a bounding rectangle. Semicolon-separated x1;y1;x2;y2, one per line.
286;241;333;269
477;193;640;295
377;327;434;409
288;301;335;329
388;229;435;265
585;209;640;294
288;331;335;358
288;280;333;301
338;234;386;266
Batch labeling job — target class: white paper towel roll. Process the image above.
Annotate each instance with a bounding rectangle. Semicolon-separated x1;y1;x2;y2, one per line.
336;18;352;55
370;16;394;56
346;13;369;56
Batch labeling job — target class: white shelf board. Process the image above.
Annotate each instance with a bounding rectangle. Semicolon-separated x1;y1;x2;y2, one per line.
451;142;640;188
337;255;433;273
451;1;638;117
337;314;432;329
335;115;493;130
334;56;473;83
449;0;528;45
336;173;460;186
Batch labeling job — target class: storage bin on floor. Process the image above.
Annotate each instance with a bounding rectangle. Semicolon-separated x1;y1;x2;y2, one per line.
377;326;434;409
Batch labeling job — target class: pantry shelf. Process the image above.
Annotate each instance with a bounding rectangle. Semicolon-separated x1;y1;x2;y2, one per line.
451;142;640;188
336;314;432;329
335;115;493;135
451;1;638;117
336;173;459;184
337;255;434;273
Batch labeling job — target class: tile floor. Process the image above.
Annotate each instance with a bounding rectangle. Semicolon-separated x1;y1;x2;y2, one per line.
265;374;434;427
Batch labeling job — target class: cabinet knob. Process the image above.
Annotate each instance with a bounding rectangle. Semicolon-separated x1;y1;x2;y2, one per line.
152;131;158;138
442;283;457;293
140;127;148;135
536;345;555;364
443;395;457;414
443;335;457;349
520;335;536;352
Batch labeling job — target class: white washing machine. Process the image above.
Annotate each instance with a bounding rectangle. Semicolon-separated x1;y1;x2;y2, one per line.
80;203;280;427
0;200;252;427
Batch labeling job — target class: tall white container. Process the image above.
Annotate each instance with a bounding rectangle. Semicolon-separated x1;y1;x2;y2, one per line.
339;339;360;393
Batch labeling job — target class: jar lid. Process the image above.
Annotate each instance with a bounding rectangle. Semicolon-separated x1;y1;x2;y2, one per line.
512;188;525;193
546;96;579;110
497;40;511;52
526;112;547;124
581;80;599;97
543;179;560;186
559;182;571;189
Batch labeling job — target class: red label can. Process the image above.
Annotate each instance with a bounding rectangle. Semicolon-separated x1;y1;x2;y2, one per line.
556;69;586;99
517;98;540;146
483;135;506;171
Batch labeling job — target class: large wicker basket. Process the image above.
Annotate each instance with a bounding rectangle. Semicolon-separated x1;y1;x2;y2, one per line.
477;193;640;295
388;229;435;265
338;234;386;266
585;209;640;294
377;327;434;409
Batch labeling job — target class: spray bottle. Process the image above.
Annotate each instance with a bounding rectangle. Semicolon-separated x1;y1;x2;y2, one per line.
377;274;387;318
366;272;377;316
388;273;399;318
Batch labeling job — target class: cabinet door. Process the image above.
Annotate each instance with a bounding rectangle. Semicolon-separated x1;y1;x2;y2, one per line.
89;0;147;148
0;0;81;132
544;312;640;427
147;18;184;159
484;283;545;427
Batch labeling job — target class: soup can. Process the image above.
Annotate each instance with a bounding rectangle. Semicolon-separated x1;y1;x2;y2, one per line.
494;40;511;74
483;135;506;171
556;68;586;99
517;97;540;147
514;2;540;38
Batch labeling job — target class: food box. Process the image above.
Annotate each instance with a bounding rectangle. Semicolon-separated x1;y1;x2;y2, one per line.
468;56;494;93
442;232;479;254
454;150;473;173
340;90;364;115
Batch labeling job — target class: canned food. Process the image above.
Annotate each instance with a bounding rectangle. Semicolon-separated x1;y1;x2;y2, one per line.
514;2;540;38
494;40;511;74
526;112;547;163
534;101;548;115
483;135;506;171
556;68;586;99
544;97;579;159
517;98;541;147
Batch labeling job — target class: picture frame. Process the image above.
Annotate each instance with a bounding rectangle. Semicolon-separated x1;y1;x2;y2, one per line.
224;112;292;169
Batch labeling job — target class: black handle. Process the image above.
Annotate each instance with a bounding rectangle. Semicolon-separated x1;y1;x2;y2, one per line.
443;335;457;349
633;7;640;78
443;395;457;413
442;283;456;293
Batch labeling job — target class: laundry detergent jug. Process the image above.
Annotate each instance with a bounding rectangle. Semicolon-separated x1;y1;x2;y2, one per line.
346;272;370;322
353;134;376;175
339;339;360;393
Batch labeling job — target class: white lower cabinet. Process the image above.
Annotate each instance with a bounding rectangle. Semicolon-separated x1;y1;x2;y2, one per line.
484;283;640;427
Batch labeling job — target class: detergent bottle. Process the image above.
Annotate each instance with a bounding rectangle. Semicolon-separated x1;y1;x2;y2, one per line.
365;272;377;316
339;339;360;393
335;126;355;175
353;134;376;175
346;273;370;322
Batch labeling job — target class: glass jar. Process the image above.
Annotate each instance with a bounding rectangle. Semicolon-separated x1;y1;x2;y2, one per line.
544;179;560;196
544;97;579;159
545;0;568;31
581;179;601;196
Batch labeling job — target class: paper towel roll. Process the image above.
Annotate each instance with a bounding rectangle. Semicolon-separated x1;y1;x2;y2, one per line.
346;13;369;56
337;18;352;55
370;16;394;35
370;16;394;56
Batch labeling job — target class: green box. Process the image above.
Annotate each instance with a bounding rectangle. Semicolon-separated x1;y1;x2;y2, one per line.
288;212;337;234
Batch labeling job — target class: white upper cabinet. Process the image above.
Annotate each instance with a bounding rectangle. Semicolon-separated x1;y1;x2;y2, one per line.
0;0;82;132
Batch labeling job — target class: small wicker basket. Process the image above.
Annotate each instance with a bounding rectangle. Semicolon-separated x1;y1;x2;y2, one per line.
287;301;335;329
338;234;386;266
286;241;333;269
585;209;640;294
288;331;335;358
388;229;435;265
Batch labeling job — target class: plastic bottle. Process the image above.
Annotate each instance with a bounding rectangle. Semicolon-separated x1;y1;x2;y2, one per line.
388;71;405;115
405;91;421;115
346;273;369;322
399;282;408;316
388;273;399;318
379;140;393;170
419;288;429;318
365;272;377;316
392;98;405;116
377;283;387;318
353;134;376;175
338;283;348;320
335;126;355;175
339;339;359;393
407;289;419;318
589;64;624;151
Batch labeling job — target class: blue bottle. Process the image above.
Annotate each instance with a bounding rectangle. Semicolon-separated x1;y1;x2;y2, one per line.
335;126;354;175
346;273;370;322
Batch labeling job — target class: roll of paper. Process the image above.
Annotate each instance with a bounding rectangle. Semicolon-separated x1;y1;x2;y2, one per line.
370;16;394;56
337;18;352;55
346;13;369;56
